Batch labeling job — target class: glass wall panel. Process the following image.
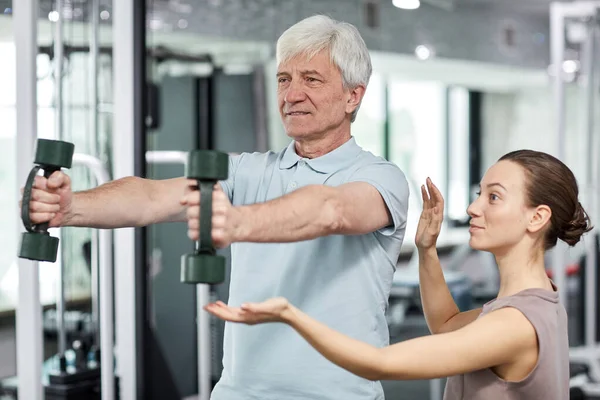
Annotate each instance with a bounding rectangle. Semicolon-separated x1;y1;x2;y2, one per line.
447;86;471;223
388;80;447;230
353;73;386;157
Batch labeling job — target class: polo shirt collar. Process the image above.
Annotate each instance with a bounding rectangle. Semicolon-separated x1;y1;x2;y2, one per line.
279;136;362;173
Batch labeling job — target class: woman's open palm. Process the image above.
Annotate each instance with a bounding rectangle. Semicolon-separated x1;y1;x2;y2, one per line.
414;178;445;250
204;298;290;325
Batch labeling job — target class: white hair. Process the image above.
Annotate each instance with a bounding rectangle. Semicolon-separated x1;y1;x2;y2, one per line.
276;15;372;122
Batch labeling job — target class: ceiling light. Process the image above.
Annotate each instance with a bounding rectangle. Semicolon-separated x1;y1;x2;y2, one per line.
562;60;579;74
48;11;59;22
415;45;432;60
392;0;420;10
178;19;188;29
148;17;163;31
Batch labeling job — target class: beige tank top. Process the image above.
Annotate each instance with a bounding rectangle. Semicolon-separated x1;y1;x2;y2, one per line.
443;283;569;400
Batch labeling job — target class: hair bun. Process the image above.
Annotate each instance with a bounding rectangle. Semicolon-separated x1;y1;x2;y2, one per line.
558;202;593;246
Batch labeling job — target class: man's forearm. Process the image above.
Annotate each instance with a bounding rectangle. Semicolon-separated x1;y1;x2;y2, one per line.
66;176;186;228
233;185;341;243
418;247;460;334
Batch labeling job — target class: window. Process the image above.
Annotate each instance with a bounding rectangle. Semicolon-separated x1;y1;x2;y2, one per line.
2;45;112;306
388;80;447;229
352;73;385;157
0;43;18;301
0;106;17;295
447;86;471;223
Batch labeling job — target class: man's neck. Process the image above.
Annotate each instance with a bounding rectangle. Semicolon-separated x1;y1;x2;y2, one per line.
294;132;352;159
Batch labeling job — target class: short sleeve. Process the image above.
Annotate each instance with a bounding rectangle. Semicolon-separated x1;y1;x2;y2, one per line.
347;161;409;236
219;154;244;202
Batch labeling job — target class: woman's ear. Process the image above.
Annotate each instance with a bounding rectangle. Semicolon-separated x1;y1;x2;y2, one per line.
527;205;552;234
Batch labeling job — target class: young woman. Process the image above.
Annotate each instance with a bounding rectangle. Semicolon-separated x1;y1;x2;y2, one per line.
205;150;593;399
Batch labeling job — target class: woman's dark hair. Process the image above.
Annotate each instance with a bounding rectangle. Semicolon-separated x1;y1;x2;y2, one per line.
499;150;593;250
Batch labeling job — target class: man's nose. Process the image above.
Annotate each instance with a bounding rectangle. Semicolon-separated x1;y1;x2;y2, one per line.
284;80;307;104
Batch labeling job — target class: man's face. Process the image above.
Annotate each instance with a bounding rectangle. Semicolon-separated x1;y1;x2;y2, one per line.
276;50;362;140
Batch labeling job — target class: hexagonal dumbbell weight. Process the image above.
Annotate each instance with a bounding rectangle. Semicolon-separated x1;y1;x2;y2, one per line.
19;139;75;263
180;150;229;284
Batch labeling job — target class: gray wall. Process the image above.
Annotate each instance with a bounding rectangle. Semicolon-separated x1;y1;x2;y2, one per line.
213;70;261;153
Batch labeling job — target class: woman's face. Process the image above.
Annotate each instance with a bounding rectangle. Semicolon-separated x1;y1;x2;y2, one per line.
467;160;536;254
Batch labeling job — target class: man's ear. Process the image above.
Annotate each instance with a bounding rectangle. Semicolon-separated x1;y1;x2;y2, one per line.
346;85;366;115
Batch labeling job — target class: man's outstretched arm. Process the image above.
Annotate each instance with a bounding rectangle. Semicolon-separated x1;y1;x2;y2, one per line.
233;182;391;242
183;163;408;247
24;171;189;229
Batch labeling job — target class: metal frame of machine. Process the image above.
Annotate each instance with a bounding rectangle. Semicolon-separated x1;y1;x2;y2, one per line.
551;1;600;398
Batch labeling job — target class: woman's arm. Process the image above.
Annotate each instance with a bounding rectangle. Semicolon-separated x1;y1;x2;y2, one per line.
435;308;483;333
284;305;536;381
415;179;482;334
418;247;482;333
205;299;538;382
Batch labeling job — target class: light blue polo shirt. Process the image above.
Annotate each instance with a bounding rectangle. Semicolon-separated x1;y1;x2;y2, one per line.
212;137;409;400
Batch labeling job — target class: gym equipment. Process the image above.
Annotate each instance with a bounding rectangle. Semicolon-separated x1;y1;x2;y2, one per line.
18;138;74;263
146;150;227;400
552;3;600;399
180;150;229;284
5;151;117;400
41;154;116;400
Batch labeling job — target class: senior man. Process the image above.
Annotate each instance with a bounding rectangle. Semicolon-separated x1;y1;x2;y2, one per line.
23;14;409;400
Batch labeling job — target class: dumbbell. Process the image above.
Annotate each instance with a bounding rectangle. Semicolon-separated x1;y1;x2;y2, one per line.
19;139;75;263
181;150;229;284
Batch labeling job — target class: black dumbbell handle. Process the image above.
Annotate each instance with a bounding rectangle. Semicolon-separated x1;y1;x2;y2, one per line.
21;166;59;233
197;180;216;256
